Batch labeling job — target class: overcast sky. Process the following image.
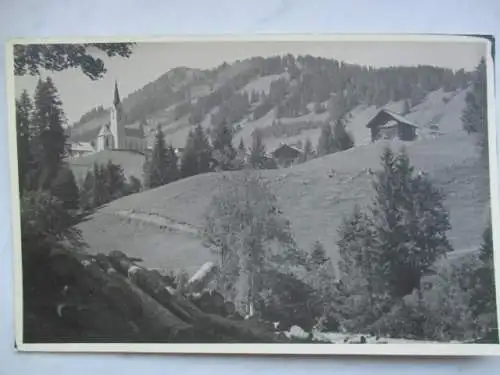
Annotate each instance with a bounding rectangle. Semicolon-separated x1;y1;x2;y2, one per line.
14;39;487;124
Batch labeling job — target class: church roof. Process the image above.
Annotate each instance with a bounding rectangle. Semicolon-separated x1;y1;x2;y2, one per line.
113;80;121;106
124;126;144;138
98;124;113;137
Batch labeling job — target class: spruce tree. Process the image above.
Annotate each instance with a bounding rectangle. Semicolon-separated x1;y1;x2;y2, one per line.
15;90;33;194
180;130;198;178
238;138;245;152
146;125;169;188
31;77;68;190
212;120;236;170
91;163;110;207
104;161;127;199
180;125;213;177
165;145;180;183
50;165;80;210
126;175;142;195
461;58;488;163
249;129;267;169
333;117;354;151
310;241;329;266
79;170;95;211
316;122;337;157
369;147;452;298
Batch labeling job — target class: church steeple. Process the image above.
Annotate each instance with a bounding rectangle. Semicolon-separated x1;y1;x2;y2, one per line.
113;80;121;107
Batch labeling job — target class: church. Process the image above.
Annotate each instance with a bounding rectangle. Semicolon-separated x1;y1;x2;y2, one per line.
95;81;148;153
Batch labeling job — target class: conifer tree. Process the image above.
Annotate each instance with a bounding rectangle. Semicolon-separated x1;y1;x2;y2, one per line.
180;125;213;177
165;145;180;183
238;138;245;152
50;165;80;210
104;161;127;200
333;116;354;151
126;175;142;195
15;90;33;194
79;170;95;211
461;58;488;163
212;120;236;170
249;129;267;169
316;122;337;157
369;147;452;298
146;125;169;188
310;241;329;266
91;163;110;207
30;77;68;190
180;130;198;178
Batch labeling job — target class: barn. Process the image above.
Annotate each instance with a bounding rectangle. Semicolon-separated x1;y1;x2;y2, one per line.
271;144;302;167
366;109;419;142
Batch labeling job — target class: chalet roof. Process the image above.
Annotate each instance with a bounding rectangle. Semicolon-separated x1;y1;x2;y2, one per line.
271;144;302;157
366;109;419;129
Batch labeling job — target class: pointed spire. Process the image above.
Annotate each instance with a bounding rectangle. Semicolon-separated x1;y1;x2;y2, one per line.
113;80;121;106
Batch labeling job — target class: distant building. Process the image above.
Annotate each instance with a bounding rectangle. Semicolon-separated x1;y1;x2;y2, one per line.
366;109;419;142
271;144;302;168
95;81;148;153
69;141;95;159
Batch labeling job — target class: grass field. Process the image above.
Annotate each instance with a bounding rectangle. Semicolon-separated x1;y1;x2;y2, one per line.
77;131;489;277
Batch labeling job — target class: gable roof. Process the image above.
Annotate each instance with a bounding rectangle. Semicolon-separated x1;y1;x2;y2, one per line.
366;108;419;129
124;126;145;138
271;144;302;157
97;124;113;137
70;141;95;152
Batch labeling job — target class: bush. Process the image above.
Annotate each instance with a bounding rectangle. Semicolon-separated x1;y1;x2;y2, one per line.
369;254;491;342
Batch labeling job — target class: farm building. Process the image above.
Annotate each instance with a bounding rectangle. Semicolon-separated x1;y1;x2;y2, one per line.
366;109;419;142
271;144;302;167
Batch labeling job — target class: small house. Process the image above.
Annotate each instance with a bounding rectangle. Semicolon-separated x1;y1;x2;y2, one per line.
68;141;95;160
366;109;419;142
271;144;302;167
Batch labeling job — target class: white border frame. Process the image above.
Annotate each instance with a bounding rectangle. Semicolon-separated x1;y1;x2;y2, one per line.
5;33;500;356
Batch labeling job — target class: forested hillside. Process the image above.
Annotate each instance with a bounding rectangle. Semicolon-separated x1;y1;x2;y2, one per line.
69;54;474;148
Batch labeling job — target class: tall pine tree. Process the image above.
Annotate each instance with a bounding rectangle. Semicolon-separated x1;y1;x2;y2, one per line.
461;58;488;163
249;129;267;169
31;77;68;190
316;122;337;157
333;116;354;151
369;147;452;298
145;125;170;188
212;119;236;170
15;90;33;194
180;125;213;178
50;165;80;210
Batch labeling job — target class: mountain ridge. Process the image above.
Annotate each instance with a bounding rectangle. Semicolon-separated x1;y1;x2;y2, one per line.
69;54;474;152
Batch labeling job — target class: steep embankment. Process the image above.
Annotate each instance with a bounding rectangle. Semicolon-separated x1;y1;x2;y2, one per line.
77;131;490;275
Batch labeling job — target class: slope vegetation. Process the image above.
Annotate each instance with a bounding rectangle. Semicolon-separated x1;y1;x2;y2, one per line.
77;131;489;275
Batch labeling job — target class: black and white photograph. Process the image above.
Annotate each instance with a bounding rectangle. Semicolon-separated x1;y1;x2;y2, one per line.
6;35;500;355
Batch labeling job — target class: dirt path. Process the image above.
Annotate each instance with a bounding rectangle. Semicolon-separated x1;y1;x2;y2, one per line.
112;209;200;236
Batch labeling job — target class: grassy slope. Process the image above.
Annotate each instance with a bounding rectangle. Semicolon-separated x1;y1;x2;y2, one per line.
77;131;490;276
69;149;146;184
